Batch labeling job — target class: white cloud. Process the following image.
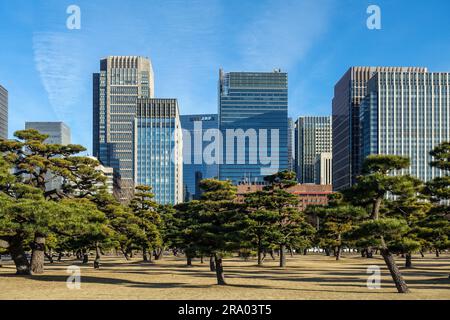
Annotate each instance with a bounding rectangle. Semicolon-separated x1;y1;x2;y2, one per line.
238;0;333;70
32;32;86;119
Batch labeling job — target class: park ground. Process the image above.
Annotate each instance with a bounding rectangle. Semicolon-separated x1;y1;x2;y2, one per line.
0;253;449;300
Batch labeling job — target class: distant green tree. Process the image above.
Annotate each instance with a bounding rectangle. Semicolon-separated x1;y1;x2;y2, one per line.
262;171;316;267
311;193;368;260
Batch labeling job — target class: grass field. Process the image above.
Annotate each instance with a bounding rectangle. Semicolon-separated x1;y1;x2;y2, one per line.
0;253;449;300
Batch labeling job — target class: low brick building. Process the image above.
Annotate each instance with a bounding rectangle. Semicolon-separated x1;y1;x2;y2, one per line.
236;183;333;211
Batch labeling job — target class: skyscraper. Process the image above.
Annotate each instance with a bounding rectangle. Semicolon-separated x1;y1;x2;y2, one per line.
360;69;450;182
24;122;71;191
0;85;8;139
180;114;219;201
135;98;183;205
332;67;427;190
218;69;288;185
288;117;296;173
295;116;332;184
93;56;154;201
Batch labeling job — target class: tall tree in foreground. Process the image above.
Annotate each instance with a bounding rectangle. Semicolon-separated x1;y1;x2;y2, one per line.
348;155;421;293
179;179;247;285
422;142;450;259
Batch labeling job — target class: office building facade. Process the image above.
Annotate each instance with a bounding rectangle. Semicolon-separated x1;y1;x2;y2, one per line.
135;98;183;205
360;69;450;182
0;85;8;139
295;116;332;184
332;67;427;190
93;56;154;201
180;114;219;201
218;69;289;185
288;117;295;173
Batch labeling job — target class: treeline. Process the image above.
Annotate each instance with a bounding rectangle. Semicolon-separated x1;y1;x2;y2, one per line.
0;130;449;294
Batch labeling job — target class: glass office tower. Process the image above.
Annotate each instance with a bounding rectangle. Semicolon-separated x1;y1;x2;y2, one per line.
93;56;154;202
218;69;288;185
332;67;427;190
295;116;332;184
360;70;450;182
180;114;219;201
0;85;8;139
135;98;183;205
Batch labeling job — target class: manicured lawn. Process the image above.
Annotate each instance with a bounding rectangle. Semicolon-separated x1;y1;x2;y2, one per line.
0;253;449;300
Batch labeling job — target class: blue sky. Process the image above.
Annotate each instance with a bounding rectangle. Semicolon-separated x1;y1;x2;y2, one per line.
0;0;449;153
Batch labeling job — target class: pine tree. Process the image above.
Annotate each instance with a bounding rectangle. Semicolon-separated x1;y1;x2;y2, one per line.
348;155;421;293
129;185;162;262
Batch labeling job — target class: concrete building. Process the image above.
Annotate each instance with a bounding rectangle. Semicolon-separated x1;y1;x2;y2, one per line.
25;122;71;192
218;69;289;185
180;114;219;201
25;122;71;145
135;98;183;205
360;69;450;183
0;85;8;139
315;152;332;185
332;67;427;190
295;116;332;184
93;56;154;202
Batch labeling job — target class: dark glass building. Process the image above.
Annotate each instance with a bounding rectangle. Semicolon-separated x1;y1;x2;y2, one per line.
331;67;427;191
0;85;8;139
218;69;288;185
180;114;219;201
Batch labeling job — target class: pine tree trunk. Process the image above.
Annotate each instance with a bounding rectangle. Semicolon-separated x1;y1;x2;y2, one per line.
436;249;440;257
336;246;341;261
187;256;192;266
270;250;275;260
303;248;308;255
380;248;410;293
289;247;294;257
8;236;31;275
279;244;286;267
210;255;216;271
405;252;412;268
154;248;163;260
214;254;226;285
44;251;54;263
0;254;2;267
325;247;331;256
30;233;45;274
257;239;263;266
82;249;89;264
142;247;149;262
57;252;63;261
419;251;424;258
94;243;101;269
